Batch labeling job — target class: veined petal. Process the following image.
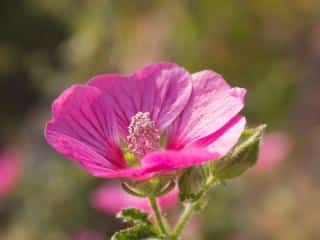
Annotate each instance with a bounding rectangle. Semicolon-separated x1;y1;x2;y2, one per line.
167;70;246;149
45;85;126;175
139;117;245;174
201;115;246;155
140;148;220;174
88;62;192;136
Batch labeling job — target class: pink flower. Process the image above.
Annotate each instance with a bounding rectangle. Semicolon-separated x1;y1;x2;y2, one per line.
45;62;246;180
0;149;21;197
254;132;292;172
90;183;178;215
70;229;104;240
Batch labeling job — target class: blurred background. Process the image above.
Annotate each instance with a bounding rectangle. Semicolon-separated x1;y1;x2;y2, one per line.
0;0;319;239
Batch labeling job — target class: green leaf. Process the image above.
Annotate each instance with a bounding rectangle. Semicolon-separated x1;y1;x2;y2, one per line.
117;208;151;225
212;124;267;179
111;224;161;240
113;208;162;240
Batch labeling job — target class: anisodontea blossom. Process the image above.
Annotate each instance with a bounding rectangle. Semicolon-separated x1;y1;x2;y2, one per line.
90;183;178;215
0;149;21;197
45;62;246;180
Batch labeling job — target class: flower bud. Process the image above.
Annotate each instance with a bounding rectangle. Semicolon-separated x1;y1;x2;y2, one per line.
212;124;267;179
178;167;206;202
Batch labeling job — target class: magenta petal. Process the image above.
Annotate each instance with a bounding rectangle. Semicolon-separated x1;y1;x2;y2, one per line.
45;85;126;176
141;148;220;174
200;116;246;155
140;117;246;175
91;167;152;180
167;70;246;149
88;62;192;135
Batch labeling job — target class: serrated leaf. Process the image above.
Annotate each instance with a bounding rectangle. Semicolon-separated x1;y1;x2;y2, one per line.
113;208;162;240
212;124;266;179
117;208;151;225
111;224;160;240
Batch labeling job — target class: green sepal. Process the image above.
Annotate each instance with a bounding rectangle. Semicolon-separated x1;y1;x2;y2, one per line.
178;167;207;202
212;124;267;179
122;176;175;198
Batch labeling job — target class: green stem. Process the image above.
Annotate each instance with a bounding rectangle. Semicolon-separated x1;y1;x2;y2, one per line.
172;176;218;239
171;202;195;239
148;196;169;235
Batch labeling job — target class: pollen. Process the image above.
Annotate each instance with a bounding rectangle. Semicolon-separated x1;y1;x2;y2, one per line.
127;112;160;158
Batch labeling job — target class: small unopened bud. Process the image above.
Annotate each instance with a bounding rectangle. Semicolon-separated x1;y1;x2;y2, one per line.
212;124;267;179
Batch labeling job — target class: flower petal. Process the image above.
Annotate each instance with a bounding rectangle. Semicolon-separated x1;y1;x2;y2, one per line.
140;148;220;175
200;115;246;155
167;70;246;149
88;62;192;136
45;85;126;175
140;116;246;174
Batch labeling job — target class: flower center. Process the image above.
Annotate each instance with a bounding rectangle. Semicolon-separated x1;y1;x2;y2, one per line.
127;112;160;158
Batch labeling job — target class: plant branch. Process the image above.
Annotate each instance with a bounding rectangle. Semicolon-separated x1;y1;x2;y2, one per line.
172;175;218;239
148;196;169;235
171;202;195;239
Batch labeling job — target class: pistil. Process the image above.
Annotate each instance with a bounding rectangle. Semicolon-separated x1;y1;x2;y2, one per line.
127;112;160;158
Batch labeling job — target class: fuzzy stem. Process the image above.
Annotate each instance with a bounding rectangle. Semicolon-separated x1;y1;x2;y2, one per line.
172;175;217;239
171;202;195;239
148;196;169;235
